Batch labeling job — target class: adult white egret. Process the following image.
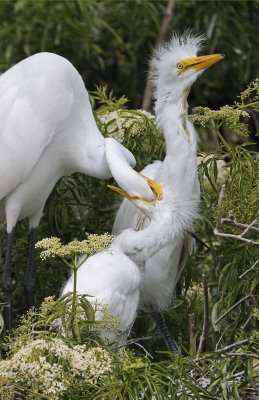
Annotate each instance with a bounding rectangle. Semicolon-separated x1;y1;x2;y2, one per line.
0;52;155;330
62;173;163;347
112;33;224;351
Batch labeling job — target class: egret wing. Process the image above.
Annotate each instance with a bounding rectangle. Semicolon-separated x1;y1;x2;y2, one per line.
105;137;155;201
63;250;140;331
112;160;163;234
0;53;74;199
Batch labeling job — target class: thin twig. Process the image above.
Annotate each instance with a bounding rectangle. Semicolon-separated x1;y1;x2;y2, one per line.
214;185;259;246
119;336;153;359
118;336;152;349
195;339;252;362
214;230;259;246
198;274;209;353
142;0;176;111
215;322;235;350
239;259;259;279
134;342;154;359
214;278;259;325
240;219;258;237
214;338;250;353
188;313;196;356
216;184;225;230
214;295;250;325
225;352;259;359
221;218;259;234
241;313;254;330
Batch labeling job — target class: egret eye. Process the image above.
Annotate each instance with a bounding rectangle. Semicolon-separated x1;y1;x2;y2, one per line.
177;63;184;70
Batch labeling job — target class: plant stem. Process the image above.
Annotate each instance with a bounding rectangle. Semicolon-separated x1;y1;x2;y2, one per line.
70;262;78;339
221;219;259;235
72;266;77;316
214;277;258;325
188;313;196;356
141;0;176;111
198;274;209;354
195;339;252;361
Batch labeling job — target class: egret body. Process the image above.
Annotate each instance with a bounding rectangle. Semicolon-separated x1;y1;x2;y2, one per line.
0;52;154;329
62;177;163;347
62;246;140;347
112;34;224;350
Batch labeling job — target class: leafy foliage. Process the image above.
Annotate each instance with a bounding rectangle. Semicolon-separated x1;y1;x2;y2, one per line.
0;0;258;109
0;2;258;397
93;86;164;166
0;0;163;105
0;296;257;399
181;82;259;349
0;80;258;399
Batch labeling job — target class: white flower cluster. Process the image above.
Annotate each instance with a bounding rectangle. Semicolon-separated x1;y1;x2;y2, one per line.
98;109;156;143
35;233;113;260
0;338;112;400
185;282;212;316
69;344;112;383
186;282;204;304
190;105;250;136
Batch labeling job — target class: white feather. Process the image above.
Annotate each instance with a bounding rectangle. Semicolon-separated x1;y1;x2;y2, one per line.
0;52;160;323
0;52;110;231
62;239;141;347
112;32;210;312
0;52;152;233
150;31;205;100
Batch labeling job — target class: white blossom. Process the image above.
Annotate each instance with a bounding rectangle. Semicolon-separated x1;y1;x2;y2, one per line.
0;338;112;399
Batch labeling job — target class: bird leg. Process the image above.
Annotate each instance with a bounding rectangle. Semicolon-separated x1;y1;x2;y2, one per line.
2;228;16;332
24;228;37;308
151;309;178;353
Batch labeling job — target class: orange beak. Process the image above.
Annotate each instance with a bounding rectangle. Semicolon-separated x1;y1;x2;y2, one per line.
179;54;225;74
107;174;163;204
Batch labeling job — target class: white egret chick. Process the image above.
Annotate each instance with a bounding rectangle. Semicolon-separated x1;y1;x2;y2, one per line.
112;33;224;351
0;52;155;330
62;176;163;347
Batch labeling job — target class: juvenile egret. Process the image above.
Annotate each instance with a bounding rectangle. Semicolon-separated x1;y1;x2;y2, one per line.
0;52;154;330
62;176;163;347
112;33;224;351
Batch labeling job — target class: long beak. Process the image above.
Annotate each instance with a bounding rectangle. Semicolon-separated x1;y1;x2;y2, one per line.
180;54;225;74
107;174;163;204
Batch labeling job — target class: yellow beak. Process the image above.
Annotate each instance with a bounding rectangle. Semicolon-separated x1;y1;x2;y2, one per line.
179;53;225;74
107;174;163;204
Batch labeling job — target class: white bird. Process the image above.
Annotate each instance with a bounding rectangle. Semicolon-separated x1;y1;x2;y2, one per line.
0;52;155;330
62;175;163;347
62;248;141;347
112;33;224;351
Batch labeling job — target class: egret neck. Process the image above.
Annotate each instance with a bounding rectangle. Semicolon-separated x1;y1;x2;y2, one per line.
155;87;198;194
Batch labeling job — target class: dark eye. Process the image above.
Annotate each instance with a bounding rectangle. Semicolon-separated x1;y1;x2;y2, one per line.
177;63;183;70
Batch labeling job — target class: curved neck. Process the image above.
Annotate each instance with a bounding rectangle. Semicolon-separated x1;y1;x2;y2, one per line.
154;88;198;186
117;199;197;265
155;87;192;148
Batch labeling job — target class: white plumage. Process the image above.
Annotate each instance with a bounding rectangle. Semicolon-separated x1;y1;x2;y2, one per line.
0;52;154;232
62;170;166;346
112;33;224;349
113;164;199;310
0;52;155;327
62;245;140;347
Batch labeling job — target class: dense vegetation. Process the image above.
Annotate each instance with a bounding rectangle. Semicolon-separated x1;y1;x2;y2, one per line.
0;1;258;399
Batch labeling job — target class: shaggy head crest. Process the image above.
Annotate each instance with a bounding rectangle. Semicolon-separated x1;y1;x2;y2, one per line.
150;31;205;98
151;31;205;76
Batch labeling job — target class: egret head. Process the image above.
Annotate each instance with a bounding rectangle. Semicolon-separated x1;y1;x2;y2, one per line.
108;174;163;216
151;31;224;102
